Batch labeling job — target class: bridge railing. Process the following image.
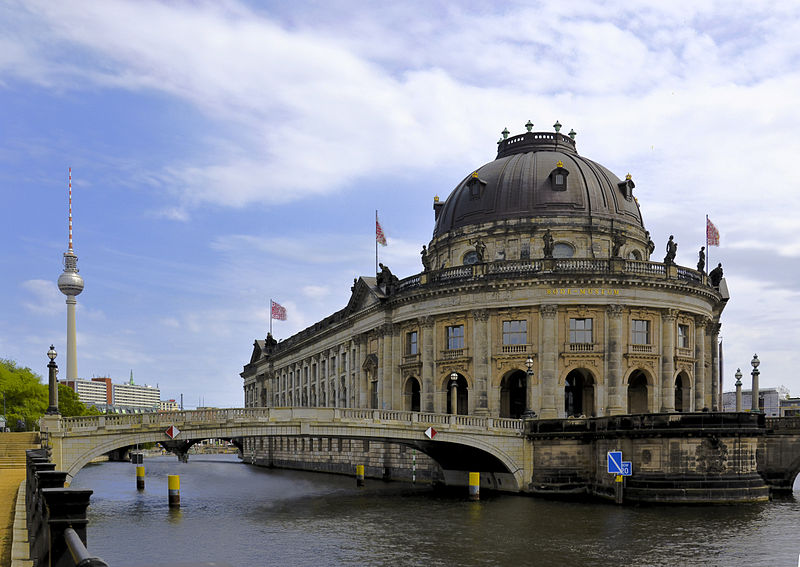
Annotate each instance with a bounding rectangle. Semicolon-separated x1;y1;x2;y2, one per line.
51;407;524;434
25;449;109;567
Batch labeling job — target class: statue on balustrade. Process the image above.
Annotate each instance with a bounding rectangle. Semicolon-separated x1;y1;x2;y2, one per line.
664;235;677;265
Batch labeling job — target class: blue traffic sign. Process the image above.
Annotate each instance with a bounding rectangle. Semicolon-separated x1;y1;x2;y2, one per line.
607;451;623;474
621;461;632;476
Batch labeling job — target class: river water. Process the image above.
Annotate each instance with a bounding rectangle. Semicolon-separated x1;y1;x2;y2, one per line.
71;454;800;567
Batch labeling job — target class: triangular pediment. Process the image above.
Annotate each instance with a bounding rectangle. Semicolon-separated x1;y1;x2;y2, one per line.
249;340;265;364
345;276;384;314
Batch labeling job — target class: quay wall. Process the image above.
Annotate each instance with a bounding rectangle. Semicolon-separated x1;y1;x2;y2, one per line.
242;436;443;483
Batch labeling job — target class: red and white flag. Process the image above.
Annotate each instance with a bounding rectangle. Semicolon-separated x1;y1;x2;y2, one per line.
706;217;720;247
270;300;287;321
376;214;387;246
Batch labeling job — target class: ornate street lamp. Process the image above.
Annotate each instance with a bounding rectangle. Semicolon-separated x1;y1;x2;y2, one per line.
734;368;743;412
449;371;459;415
521;356;537;419
46;345;60;415
750;354;760;413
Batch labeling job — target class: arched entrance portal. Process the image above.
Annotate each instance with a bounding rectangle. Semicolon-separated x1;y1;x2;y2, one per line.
446;374;469;415
404;377;421;412
564;369;595;417
675;372;691;412
501;370;527;418
628;370;649;414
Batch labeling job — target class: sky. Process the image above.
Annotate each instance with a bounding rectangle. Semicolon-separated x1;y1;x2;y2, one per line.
2;0;800;409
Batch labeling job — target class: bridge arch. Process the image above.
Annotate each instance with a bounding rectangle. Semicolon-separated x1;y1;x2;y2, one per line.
44;409;527;490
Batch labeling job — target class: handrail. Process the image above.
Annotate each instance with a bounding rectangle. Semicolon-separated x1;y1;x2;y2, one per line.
64;527;109;567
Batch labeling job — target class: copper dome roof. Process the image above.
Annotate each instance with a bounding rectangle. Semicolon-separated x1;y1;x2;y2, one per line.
432;130;644;237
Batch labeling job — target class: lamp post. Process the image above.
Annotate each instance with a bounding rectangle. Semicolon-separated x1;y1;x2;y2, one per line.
750;354;760;413
46;345;59;415
734;368;743;412
520;356;536;419
449;371;458;414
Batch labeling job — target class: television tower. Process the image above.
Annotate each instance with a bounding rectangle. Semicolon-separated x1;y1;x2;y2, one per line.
57;168;84;381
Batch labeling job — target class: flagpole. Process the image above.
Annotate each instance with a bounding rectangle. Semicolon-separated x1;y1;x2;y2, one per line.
269;298;273;336
375;209;379;276
705;214;709;274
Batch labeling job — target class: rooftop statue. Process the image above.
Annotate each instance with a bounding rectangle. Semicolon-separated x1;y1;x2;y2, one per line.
697;246;706;272
472;238;487;263
664;235;677;265
709;263;723;287
543;229;554;258
420;245;431;272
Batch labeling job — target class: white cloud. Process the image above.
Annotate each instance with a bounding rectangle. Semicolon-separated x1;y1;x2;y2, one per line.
21;279;62;315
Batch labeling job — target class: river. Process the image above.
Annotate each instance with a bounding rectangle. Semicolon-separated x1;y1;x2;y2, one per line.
70;454;800;566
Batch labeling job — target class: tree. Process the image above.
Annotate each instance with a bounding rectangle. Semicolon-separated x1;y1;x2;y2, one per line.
0;359;47;430
0;358;101;430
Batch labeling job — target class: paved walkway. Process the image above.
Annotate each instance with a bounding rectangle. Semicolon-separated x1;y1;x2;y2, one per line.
0;433;40;566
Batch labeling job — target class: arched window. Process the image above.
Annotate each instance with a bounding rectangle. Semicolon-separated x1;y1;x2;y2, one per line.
549;161;569;191
553;242;574;258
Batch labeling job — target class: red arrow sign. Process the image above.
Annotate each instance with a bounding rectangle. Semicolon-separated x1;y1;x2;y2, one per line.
425;426;437;439
165;425;180;439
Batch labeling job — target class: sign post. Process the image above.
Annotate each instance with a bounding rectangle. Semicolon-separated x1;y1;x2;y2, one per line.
607;450;632;504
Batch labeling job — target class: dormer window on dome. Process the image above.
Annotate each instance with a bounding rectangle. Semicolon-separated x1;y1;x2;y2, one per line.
467;171;486;201
550;161;569;192
618;173;635;201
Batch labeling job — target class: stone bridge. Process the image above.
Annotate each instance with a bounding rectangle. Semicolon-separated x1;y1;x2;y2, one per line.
39;408;528;487
38;410;800;503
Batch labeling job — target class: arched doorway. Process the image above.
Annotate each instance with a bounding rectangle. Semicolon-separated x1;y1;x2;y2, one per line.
404;377;421;412
446;373;469;415
675;372;691;412
628;370;649;414
500;370;527;418
564;369;595;417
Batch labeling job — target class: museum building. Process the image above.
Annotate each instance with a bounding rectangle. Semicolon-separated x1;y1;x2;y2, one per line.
242;123;728;427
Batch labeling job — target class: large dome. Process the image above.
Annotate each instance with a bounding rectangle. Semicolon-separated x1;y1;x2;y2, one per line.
433;129;644;238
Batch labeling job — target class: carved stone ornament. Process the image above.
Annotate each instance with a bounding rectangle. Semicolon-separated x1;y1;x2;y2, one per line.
661;308;678;322
694;315;711;328
421;315;435;329
540;304;559;318
606;304;623;318
473;309;490;322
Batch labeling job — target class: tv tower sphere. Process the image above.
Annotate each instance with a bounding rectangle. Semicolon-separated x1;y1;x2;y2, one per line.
58;252;84;296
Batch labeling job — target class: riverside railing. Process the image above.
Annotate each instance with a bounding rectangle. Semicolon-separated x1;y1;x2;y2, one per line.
25;448;108;567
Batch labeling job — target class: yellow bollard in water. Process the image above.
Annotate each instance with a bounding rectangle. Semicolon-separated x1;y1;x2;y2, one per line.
468;472;480;501
356;464;365;487
136;465;145;491
168;474;180;508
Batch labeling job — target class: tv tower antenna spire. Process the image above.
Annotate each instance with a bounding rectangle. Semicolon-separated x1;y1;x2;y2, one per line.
58;167;85;382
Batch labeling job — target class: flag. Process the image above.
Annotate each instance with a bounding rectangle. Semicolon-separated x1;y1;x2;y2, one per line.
376;215;387;246
706;217;720;246
271;300;287;321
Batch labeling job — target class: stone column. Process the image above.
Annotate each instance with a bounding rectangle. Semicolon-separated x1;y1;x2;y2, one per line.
539;304;558;419
420;316;435;412
449;376;458;414
472;309;490;415
710;322;721;411
694;316;708;411
356;336;366;408
660;309;677;412
606;305;624;415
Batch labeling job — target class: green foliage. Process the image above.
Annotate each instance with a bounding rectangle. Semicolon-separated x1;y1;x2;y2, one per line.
0;358;47;430
58;383;102;417
0;358;101;430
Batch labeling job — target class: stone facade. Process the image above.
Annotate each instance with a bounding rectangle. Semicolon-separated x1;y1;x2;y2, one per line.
241;124;729;485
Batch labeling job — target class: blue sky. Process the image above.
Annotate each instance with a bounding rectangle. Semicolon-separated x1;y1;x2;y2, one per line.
3;1;800;408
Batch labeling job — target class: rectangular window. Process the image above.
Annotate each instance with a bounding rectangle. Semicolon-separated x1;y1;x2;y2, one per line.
446;325;464;350
678;324;689;348
632;319;650;345
406;331;418;355
502;320;527;345
569;318;593;343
